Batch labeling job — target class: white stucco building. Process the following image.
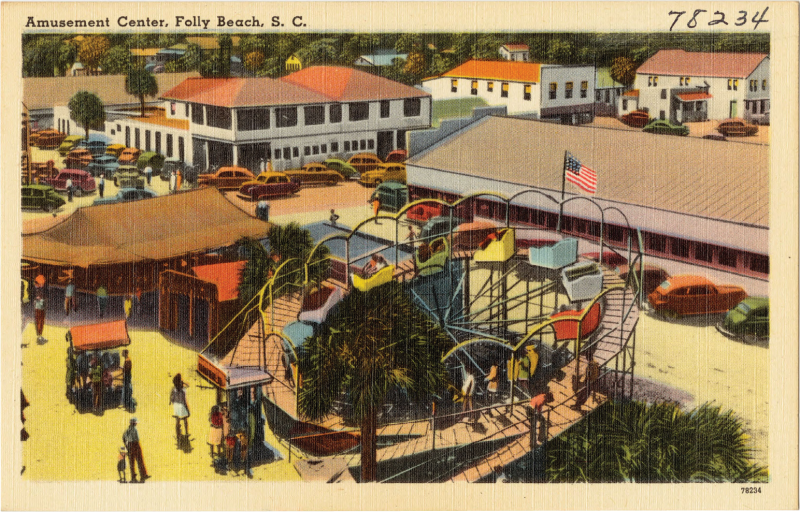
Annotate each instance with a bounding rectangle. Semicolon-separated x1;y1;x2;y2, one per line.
499;44;529;62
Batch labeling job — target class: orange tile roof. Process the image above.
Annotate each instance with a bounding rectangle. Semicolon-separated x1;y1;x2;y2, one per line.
282;66;429;101
676;92;712;101
128;108;190;130
430;59;541;83
622;89;640;97
502;44;529;51
637;50;768;79
192;260;246;302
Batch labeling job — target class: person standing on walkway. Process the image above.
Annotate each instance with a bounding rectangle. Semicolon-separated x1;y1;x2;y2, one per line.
371;197;381;225
170;374;190;439
33;293;46;343
329;209;339;226
90;357;103;412
64;279;75;316
122;349;133;411
144;165;153;186
461;370;476;422
123;418;149;482
96;284;108;318
124;294;133;319
66;177;73;202
169;170;176;193
405;225;416;250
175;169;183;192
98;174;105;198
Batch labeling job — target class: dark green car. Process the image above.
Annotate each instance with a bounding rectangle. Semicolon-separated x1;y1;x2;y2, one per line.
22;184;66;212
113;165;145;189
642;119;689;136
717;297;769;339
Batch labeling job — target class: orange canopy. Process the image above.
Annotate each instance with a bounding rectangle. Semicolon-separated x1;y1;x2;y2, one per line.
69;320;130;351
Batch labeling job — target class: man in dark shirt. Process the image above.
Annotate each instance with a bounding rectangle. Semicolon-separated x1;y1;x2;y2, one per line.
122;350;133;411
123;418;149;482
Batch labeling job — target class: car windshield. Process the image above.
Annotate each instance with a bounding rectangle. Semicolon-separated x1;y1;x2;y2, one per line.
735;302;752;315
659;280;671;290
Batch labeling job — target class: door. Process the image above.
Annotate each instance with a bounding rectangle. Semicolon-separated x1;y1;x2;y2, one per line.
377;131;393;160
729;100;738;118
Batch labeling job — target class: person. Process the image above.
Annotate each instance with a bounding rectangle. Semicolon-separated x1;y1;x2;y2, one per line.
485;364;499;396
134;287;143;316
256;200;270;221
208;405;224;458
124;294;133;319
405;225;416;249
493;465;508;483
66;177;73;202
360;253;387;278
90;357;103;412
64;279;76;315
121;350;133;411
98;174;105;198
144;165;153;186
517;352;532;396
329;208;340;226
96;285;108;318
530;390;555;443
176;169;183;192
123;417;149;482
585;356;601;402
371;197;381;224
169;170;176;193
236;431;250;477
571;372;589;412
461;370;476;422
33;293;46;343
170;373;190;439
117;446;128;483
259;158;266;173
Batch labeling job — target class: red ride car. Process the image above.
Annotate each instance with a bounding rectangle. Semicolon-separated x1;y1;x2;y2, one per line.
581;251;628;268
46;169;96;196
647;275;747;318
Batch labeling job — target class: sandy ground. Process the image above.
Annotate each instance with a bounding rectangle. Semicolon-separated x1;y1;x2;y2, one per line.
590;116;770;145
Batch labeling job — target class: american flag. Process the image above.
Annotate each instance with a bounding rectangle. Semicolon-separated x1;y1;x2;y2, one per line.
565;153;597;194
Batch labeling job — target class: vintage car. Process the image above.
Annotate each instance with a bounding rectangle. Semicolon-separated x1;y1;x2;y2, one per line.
616;262;670;297
34;129;67;149
105;143;127;158
46;169;96;196
113;165;145;189
197;166;255;190
561;261;604;302
284;163;344;186
347;153;383;174
642;119;689;136
419;216;466;242
77;140;107;158
717;297;769;339
29;161;60;184
237;171;300;200
21;184;66;212
527;237;578;269
58;135;85;156
716;118;758;137
581;251;628;268
647;275;748;318
63;148;93;169
323;158;359;180
85;155;120;177
359;163;406;187
384;149;407;163
406;203;443;223
369;182;408;213
136;152;166;172
620;110;651;128
749;109;770;126
93;187;157;206
117;147;142;165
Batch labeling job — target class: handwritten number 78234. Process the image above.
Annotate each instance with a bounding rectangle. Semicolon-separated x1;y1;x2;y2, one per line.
669;7;769;31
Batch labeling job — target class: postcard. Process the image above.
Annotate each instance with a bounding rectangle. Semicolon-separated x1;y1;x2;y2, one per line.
1;2;797;510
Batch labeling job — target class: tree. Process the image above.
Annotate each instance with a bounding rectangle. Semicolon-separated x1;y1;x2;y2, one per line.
78;35;110;74
609;56;637;86
547;39;573;64
473;34;503;60
395;33;422;54
101;45;132;75
68;91;106;139
297;281;451;482
218;34;232;77
244;51;266;72
404;50;426;77
125;68;158;118
296;39;338;66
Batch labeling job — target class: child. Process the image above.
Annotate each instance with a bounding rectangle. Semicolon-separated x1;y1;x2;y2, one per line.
117;446;128;483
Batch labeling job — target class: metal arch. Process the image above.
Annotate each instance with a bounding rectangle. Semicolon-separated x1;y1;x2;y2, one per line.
264;329;300;364
441;336;516;362
507;188;561;207
256;257;301;324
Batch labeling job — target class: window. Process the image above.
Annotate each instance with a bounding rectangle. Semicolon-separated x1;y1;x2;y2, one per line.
404;98;421;117
304;106;325;125
368;139;374;150
487;81;494;92
580;81;588;98
471;81;478;95
329;104;342;123
695;243;713;263
237;108;270;131
125;126;130;147
352;139;358;149
659;110;665;120
622;99;628;110
733;79;738;91
501;83;509;98
293;147;299;158
360;140;366;150
178;137;184;162
206;106;231;129
549;82;557;100
191;104;204;124
451;79;458;93
750;254;769;274
331;142;338;152
155;133;161;155
749;80;756;92
185;103;189;117
595;90;601;102
110;129;115;135
312;145;319;155
762;79;767;90
304;146;311;156
166;134;173;157
116;124;121;131
606;224;625;243
653;76;658;86
670;238;689;258
380;100;390;118
661;89;667;99
648;77;652;86
680;76;691;86
170;102;176;115
349;102;369;121
135;128;140;149
524;84;531;101
283;148;291;160
321;144;327;153
604;90;610;103
274;149;281;160
275;107;298;128
646;233;666;253
565;82;573;99
718;248;737;268
344;141;350;151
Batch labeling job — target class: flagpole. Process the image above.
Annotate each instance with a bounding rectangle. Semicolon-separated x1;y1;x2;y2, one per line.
556;150;568;233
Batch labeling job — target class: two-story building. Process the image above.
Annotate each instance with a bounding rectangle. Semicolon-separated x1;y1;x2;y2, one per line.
618;50;769;123
421;60;596;124
499;44;529;62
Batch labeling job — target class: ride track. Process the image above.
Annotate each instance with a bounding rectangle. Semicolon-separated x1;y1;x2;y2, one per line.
197;190;643;482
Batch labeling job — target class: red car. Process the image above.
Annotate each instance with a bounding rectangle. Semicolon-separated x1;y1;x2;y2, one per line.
385;149;407;163
581;251;628;268
238;174;300;200
647;275;747;318
620;110;650;128
716;118;758;137
64;148;93;169
197;166;256;190
406;203;442;223
46;169;96;196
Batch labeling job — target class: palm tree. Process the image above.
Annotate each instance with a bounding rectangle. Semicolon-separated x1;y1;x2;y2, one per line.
297;281;451;482
125;68;158;118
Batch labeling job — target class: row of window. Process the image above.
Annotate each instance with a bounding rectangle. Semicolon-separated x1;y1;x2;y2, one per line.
645;232;767;273
185;99;423;131
113;123;185;161
749;79;768;92
271;138;375;160
595;88;625;103
549;81;589;100
451;79;589;100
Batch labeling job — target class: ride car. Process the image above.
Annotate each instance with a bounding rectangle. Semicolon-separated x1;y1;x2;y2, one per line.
58;135;85;156
620;110;650;128
34;130;66;149
359;163;406;187
77;140;107;158
407;203;443;223
46;169;96;196
136;152;166;173
347;153;383;174
323;158;359;180
64;148;93;169
716;118;758;137
642;119;689;136
647;275;747;318
237;173;300;201
384;149;408;163
716;297;769;339
580;251;628;268
93;187;157;206
284;163;343;186
86;155;120;177
118;148;142;165
105;144;127;158
21;184;66;212
196;166;255;190
113;165;145;188
615;263;670;297
419;215;466;241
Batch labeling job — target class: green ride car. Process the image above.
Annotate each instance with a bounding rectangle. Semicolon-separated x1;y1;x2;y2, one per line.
717;297;769;339
21;184;66;212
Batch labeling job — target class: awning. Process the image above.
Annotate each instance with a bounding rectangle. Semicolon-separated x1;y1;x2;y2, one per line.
676;92;712;101
69;320;130;351
192;261;246;302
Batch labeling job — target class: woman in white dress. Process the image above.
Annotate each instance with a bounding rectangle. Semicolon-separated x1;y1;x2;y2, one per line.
170;373;190;438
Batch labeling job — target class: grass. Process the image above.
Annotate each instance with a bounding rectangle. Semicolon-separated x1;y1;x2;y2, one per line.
431;98;489;127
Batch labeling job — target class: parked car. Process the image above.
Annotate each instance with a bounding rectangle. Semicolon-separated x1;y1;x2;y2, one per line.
616;262;670;297
407;202;443;223
359;163;406;187
58;135;85;156
370;182;408;213
46;169;96;196
419;215;466;242
237;173;300;201
197;166;255;190
64;148;93;169
347;153;383;174
118;148;142;165
34;130;66;149
647;275;747;318
21;184;66;212
620;110;651;128
717;297;769;339
642;119;689;136
77;140;107;158
113;165;145;188
581;251;628;268
702;131;727;141
29;161;59;184
323;158;359;180
105;144;127;158
161;158;189;181
136;152;166;173
716;118;758;137
749;109;770;126
93;187;157;206
86;155;120;177
284;163;344;186
385;149;408;163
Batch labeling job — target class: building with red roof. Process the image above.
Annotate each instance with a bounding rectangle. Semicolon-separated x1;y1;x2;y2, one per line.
619;49;769;124
422;59;596;123
499;43;530;62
